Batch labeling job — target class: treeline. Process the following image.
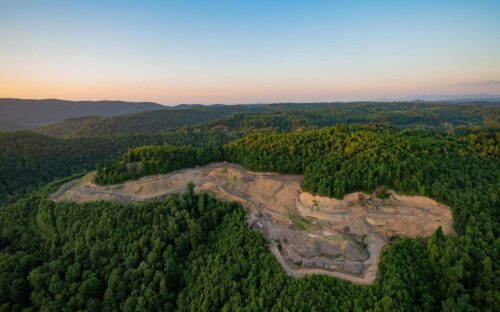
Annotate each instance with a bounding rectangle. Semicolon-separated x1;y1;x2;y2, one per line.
34;107;240;137
224;125;499;228
33;102;322;138
35;102;500;138
94;145;223;184
202;102;500;135
2;103;498;201
0;127;239;203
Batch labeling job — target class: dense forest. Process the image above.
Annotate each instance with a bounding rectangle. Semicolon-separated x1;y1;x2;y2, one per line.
0;102;499;311
49;125;499;310
34;107;239;137
0;182;240;311
0;98;163;131
208;102;499;132
94;145;223;184
0;128;239;203
223;126;499;310
225;126;499;228
1;178;497;311
33;102;300;137
35;102;499;137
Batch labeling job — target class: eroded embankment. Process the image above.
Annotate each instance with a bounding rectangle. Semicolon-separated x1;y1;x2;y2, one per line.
52;162;454;284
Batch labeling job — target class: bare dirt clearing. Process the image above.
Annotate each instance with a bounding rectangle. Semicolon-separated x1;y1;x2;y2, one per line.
52;162;454;284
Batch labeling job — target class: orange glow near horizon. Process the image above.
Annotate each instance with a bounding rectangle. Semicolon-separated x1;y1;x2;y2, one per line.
2;72;500;104
1;1;499;104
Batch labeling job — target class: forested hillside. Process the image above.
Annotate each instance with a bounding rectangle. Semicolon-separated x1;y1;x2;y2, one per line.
0;182;241;311
0;103;498;311
94;145;223;184
33;102;292;137
225;126;499;228
33;102;499;137
209;102;499;132
14;101;478;199
86;125;499;309
223;126;499;309
0;128;239;203
34;108;238;137
94;126;499;230
1;171;498;311
0;99;163;131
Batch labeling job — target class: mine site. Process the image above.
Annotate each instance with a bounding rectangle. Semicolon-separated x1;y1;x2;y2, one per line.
52;162;455;284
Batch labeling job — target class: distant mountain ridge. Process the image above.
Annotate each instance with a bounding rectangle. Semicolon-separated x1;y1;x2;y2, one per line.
33;102;346;137
3;97;499;133
33;101;500;138
375;93;500;102
0;98;165;130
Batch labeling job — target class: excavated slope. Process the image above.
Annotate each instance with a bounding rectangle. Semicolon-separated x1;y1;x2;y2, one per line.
52;162;454;284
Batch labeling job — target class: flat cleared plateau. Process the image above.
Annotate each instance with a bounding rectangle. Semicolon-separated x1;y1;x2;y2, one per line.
52;162;454;284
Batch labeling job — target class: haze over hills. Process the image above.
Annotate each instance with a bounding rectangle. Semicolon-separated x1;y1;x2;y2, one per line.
0;98;164;130
33;108;239;137
32;100;499;137
32;103;286;137
0;94;500;134
375;93;500;102
3;97;500;133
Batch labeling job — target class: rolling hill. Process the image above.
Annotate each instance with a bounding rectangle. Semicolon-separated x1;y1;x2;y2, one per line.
32;102;324;137
0;98;165;130
34;101;499;137
34;107;241;137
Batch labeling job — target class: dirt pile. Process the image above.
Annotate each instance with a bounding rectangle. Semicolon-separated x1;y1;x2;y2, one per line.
53;162;454;284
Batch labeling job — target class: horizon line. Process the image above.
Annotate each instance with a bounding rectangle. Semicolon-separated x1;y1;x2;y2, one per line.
2;93;500;107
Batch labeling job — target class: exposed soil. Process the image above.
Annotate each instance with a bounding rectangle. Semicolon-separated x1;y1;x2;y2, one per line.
52;162;454;284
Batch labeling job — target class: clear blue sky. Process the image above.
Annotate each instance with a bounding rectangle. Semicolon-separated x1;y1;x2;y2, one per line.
1;0;499;104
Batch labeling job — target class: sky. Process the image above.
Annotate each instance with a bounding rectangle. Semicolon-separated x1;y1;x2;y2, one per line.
1;0;499;105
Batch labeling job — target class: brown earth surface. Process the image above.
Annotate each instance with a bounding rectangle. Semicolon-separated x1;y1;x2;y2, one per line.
52;162;454;284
